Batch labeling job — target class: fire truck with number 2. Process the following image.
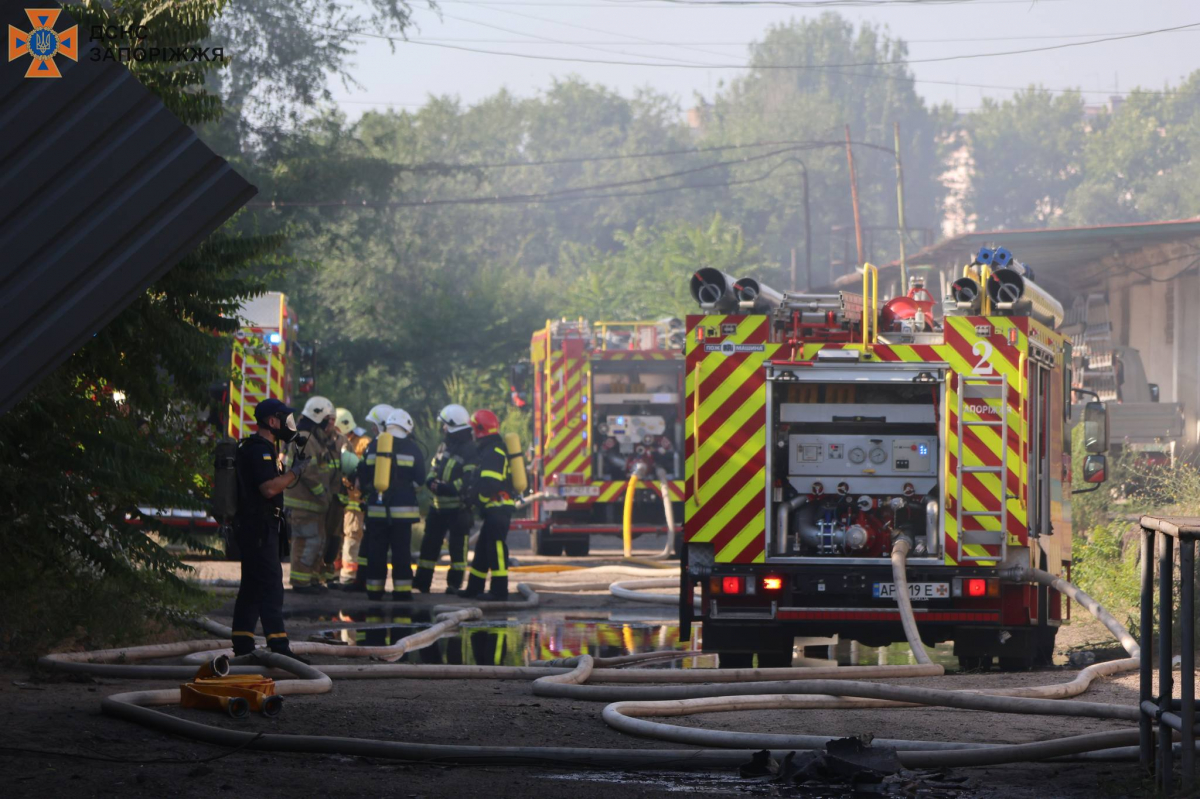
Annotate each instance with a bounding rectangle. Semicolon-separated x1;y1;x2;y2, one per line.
679;249;1110;670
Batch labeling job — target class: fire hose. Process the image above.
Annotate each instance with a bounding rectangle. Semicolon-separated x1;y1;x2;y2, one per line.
39;553;1175;771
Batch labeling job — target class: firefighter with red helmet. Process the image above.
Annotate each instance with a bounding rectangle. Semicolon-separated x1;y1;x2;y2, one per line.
458;409;515;601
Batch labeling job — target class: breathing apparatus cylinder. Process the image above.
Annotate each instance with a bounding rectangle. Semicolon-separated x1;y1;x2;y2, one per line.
212;438;239;520
504;432;528;494
374;433;394;494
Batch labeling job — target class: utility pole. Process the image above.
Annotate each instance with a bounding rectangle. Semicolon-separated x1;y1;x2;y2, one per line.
894;121;910;292
844;124;865;270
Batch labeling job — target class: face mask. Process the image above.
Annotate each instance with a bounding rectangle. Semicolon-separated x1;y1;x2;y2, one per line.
276;412;299;442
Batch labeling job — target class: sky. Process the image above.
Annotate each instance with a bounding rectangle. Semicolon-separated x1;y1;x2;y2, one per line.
330;0;1200;120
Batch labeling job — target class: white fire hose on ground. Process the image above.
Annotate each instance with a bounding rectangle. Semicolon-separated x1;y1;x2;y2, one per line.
38;546;1173;772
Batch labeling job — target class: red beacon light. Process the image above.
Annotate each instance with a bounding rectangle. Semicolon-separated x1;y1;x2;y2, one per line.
966;578;987;597
721;576;744;594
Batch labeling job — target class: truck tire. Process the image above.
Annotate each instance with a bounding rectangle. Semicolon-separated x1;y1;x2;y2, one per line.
1035;625;1058;667
957;655;994;672
532;529;564;557
563;537;590;557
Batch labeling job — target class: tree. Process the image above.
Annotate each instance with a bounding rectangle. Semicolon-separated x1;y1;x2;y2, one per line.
0;0;291;659
1064;71;1200;225
701;13;947;277
964;87;1085;230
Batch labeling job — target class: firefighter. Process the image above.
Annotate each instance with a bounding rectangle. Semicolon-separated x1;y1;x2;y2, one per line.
357;407;426;601
336;410;374;591
413;404;476;594
320;408;356;588
283;396;338;594
458;409;515;601
231;398;309;660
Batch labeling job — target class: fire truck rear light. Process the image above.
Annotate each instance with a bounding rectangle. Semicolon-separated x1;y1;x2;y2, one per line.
966;578;986;597
762;576;784;591
721;576;744;595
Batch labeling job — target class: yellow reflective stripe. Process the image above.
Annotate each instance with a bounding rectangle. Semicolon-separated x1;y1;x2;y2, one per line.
388;506;419;518
285;497;323;512
367;506;388;518
394;454;415;465
441;460;456;482
392;582;413;593
232;631;255;638
365;453;377;464
266;632;288;640
356;557;369;565
480;470;505;480
484;497;515;507
469;567;487;579
417;559;437;569
494;542;508;576
366;580;386;590
310;484;326;495
451;562;467;569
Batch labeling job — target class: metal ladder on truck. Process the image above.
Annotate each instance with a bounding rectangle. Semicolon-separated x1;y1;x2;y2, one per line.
956;374;1010;563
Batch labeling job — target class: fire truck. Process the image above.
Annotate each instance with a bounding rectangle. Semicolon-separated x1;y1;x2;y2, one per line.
513;319;686;556
679;250;1110;670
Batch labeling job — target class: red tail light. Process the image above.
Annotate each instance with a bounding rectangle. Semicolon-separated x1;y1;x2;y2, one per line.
721;576;744;594
966;578;987;597
762;576;784;591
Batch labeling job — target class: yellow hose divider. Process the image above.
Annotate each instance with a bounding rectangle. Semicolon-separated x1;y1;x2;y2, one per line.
622;475;639;558
980;263;993;315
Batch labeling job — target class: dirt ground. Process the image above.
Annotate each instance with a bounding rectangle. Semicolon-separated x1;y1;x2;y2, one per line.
0;537;1185;798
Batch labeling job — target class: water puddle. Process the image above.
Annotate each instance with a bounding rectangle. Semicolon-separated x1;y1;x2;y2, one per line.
299;611;971;670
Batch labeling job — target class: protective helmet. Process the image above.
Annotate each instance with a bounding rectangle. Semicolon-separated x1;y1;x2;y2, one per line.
301;396;334;424
438;403;471;432
334;407;355;436
469;409;500;439
385;408;415;438
365;404;394;431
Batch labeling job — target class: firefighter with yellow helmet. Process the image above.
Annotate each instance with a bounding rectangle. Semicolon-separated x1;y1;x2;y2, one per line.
458;409;515;601
335;408;374;590
356;407;426;600
413;404;476;594
283;396;339;593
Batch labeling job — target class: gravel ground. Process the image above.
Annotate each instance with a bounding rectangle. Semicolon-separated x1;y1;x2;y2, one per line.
0;544;1182;798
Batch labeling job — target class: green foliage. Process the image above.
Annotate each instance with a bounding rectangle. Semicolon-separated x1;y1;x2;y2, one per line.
559;214;771;321
964;87;1085;230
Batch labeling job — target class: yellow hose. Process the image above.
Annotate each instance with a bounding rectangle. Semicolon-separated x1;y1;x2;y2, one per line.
622;475;638;558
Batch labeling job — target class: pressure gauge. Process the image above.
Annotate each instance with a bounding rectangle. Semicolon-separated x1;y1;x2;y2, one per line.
869;447;887;465
848;447;866;464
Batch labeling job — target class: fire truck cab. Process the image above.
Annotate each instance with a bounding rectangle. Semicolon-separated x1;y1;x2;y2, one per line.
681;252;1109;671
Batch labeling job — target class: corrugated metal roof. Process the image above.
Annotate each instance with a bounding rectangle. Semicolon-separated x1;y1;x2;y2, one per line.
0;3;255;416
849;219;1200;288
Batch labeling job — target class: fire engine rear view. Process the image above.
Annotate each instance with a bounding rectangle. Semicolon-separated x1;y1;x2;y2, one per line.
679;248;1110;671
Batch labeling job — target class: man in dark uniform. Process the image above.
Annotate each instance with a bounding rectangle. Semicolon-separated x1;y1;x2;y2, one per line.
458;409;515;601
231;398;310;659
413;403;476;594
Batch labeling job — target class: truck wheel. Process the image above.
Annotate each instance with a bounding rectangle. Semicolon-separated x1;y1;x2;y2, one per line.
563;537;590;557
717;652;754;669
1035;626;1058;667
532;529;563;557
957;655;994;672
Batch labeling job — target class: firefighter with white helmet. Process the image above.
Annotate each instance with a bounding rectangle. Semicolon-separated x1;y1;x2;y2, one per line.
334;409;373;590
413;404;476;594
356;407;426;600
317;408;356;588
283;396;339;593
365;404;393;435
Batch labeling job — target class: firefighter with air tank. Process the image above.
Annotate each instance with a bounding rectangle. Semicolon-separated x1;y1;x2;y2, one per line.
459;409;520;601
283;396;340;594
414;404;477;594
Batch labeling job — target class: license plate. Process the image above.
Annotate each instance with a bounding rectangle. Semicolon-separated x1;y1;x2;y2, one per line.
561;486;600;497
542;499;568;512
873;582;949;601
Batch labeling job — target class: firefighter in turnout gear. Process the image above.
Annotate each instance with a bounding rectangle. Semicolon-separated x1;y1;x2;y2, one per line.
319;409;352;587
337;411;375;590
413;404;476;594
283;396;339;593
231;398;309;661
357;408;426;601
459;409;515;601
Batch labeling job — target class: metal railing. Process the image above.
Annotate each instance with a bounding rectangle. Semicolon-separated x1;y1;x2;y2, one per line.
1139;515;1200;793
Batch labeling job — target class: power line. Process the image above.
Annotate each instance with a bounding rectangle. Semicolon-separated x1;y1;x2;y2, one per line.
396;21;1200;70
395;29;1200;45
435;0;1070;6
245;142;858;208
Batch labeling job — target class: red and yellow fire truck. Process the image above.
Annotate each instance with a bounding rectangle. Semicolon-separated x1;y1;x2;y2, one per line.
514;319;687;556
679;250;1110;670
226;291;300;439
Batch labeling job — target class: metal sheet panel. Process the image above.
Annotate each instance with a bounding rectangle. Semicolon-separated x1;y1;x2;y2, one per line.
0;3;256;415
